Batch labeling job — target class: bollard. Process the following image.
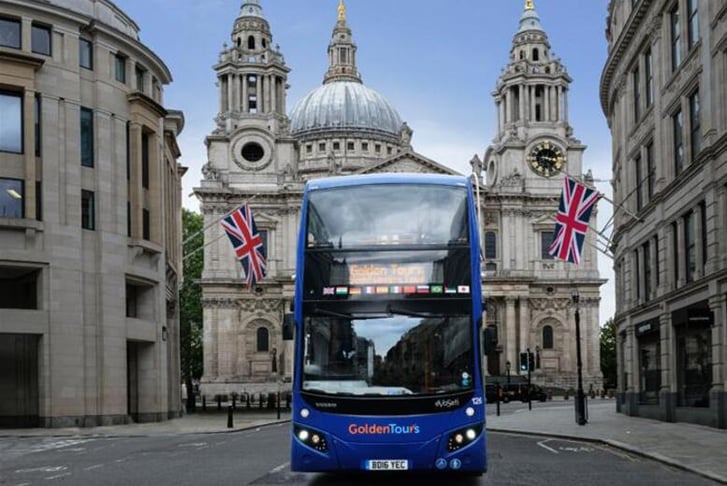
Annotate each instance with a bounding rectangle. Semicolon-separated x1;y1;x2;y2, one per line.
232;394;236;410
217;395;222;411
277;391;281;420
496;384;501;416
227;405;233;428
202;395;207;411
246;393;251;409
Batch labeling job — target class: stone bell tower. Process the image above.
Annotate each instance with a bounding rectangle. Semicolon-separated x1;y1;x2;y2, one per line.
480;0;604;390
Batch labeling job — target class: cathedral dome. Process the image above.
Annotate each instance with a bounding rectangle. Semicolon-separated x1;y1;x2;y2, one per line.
289;81;403;138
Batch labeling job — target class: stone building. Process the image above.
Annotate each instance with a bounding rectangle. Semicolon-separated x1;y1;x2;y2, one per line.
601;0;726;428
196;0;604;397
0;0;185;427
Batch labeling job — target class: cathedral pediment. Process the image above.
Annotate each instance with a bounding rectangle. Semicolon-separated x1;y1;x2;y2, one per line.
356;150;461;175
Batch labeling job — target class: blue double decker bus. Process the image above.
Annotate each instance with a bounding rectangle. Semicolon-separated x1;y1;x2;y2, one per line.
290;173;488;475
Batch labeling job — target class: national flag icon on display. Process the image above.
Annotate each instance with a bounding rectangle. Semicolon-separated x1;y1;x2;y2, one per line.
349;287;362;295
457;285;470;294
322;287;335;296
335;287;349;295
548;176;601;265
221;202;267;288
404;285;417;294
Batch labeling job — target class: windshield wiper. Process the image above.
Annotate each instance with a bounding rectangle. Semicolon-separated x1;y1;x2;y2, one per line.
312;307;353;319
387;306;447;318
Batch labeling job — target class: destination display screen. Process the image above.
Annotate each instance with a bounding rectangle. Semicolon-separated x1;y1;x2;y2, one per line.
303;248;472;301
349;263;428;286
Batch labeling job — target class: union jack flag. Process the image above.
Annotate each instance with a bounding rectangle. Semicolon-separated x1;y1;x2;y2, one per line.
548;176;601;265
221;203;267;287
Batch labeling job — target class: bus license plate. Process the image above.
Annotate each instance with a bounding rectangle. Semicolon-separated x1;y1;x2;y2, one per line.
366;460;409;471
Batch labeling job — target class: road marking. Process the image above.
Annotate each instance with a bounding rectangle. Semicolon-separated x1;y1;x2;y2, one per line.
558;445;594;453
83;464;105;471
15;466;67;474
178;442;208;448
44;472;71;480
270;462;289;474
536;439;559;454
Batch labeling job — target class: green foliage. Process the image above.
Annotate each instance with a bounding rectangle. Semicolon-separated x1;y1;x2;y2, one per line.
600;318;617;389
180;209;204;380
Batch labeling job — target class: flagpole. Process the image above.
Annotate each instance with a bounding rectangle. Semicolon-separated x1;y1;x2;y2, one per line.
183;231;228;262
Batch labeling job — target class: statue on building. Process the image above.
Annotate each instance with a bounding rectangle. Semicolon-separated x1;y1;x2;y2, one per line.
328;150;341;174
201;162;219;180
399;122;413;150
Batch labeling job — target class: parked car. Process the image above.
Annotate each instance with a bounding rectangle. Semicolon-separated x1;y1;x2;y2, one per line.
485;382;549;403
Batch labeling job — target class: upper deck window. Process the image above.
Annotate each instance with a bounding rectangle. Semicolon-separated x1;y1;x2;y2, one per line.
306;184;468;249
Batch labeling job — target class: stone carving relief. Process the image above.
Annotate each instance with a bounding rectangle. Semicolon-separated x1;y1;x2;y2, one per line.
202;162;219;180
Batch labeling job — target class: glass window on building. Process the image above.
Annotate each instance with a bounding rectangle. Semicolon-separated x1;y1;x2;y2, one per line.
257;327;269;352
0;17;21;49
542;325;553;349
115;53;127;83
31;24;51;55
673;110;684;175
79;38;93;69
636;322;660;404
670;6;681;70
689;89;701;161
687;0;699;49
0;178;24;218
484;231;497;260
684;210;695;283
0;91;22;153
541;231;554;259
80;107;94;167
81;190;95;230
675;317;712;408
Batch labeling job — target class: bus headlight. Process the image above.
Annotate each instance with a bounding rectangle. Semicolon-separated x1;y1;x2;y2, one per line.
300;408;310;418
446;424;483;452
294;425;328;452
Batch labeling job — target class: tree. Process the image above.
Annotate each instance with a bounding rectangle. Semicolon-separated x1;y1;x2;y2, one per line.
600;318;617;389
180;209;204;410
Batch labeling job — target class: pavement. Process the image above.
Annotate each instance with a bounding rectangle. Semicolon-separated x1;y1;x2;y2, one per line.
0;399;725;484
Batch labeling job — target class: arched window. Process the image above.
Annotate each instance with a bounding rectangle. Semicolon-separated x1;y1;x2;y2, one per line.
256;327;269;352
542;325;554;349
519;50;525;60
247;35;255;50
533;48;540;61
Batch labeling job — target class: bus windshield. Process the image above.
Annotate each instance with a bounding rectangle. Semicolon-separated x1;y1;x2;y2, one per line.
303;313;473;397
307;184;468;248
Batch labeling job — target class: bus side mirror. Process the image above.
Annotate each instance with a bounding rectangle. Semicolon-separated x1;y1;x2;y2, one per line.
483;327;497;356
283;313;295;341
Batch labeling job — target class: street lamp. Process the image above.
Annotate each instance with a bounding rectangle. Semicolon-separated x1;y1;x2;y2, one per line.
571;290;587;426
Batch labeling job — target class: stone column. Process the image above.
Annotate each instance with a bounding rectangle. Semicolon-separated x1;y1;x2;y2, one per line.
23;90;36;218
242;75;248;113
544;86;551;121
676;218;686;287
505;297;516;370
659;310;674;421
694;204;705;281
519;85;525;122
226;74;233;112
271;75;277;114
714;293;727;428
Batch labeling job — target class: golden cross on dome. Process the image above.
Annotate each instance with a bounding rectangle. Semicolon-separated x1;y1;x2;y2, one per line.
525;0;534;10
338;0;346;23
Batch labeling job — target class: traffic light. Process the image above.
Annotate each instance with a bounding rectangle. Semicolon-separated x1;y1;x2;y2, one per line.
519;352;529;372
528;351;535;371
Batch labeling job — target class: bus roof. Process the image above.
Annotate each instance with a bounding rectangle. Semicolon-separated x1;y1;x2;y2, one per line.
305;173;470;191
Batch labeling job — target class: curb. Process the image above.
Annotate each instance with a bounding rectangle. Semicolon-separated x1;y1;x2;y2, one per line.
488;427;727;485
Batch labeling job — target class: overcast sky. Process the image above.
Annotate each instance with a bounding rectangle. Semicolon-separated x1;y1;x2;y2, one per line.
115;0;614;324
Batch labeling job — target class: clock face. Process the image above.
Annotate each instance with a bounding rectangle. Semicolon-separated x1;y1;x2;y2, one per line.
527;142;565;177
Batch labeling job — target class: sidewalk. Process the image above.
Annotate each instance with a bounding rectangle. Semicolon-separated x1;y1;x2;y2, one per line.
0;401;724;484
487;400;727;484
